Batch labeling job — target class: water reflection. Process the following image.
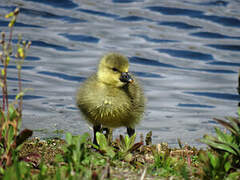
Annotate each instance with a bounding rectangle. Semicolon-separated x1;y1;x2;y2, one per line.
191;32;240;39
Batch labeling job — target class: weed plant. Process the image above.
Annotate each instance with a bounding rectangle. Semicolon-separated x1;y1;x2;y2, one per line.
199;107;240;179
0;7;32;174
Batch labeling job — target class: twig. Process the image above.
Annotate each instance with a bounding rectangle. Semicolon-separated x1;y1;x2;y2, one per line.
140;167;147;180
100;162;110;180
1;32;6;111
17;60;22;117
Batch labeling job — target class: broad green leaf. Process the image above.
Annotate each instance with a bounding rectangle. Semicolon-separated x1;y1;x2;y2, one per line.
226;171;240;180
56;167;62;180
55;154;64;163
96;132;115;158
214;118;237;135
8;104;18;121
105;147;115;158
202;134;217;142
73;151;78;163
40;164;47;175
96;132;108;148
215;127;232;143
0;167;4;175
238;107;240;118
226;117;240;134
200;138;237;155
214;139;240;157
208;152;219;169
66;132;72;145
7;125;14;146
79;132;89;145
224;161;231;172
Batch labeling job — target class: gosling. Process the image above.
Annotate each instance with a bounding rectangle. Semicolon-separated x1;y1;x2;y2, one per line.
76;53;145;144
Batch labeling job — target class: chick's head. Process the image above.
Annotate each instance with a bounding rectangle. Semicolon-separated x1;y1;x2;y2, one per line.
97;53;133;87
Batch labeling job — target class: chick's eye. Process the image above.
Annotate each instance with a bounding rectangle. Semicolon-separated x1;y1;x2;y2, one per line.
112;68;118;72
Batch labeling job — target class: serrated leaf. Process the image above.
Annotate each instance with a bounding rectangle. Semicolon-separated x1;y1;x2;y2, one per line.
128;133;136;148
125;134;130;147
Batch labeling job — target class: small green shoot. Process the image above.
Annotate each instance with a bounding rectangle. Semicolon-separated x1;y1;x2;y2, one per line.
96;132;115;158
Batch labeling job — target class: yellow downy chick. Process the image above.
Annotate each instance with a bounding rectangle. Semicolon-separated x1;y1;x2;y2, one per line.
76;53;145;144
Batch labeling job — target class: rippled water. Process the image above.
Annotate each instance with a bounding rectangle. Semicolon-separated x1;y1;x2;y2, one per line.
1;0;240;146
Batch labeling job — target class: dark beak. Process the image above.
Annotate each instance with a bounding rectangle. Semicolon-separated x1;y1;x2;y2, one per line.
120;72;133;83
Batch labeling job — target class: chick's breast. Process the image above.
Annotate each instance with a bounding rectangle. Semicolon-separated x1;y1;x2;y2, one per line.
76;74;144;128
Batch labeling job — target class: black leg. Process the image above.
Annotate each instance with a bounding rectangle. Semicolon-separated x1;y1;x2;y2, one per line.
93;124;101;145
127;127;135;137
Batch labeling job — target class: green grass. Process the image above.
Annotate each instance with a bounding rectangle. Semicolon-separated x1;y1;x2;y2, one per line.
13;132;200;179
